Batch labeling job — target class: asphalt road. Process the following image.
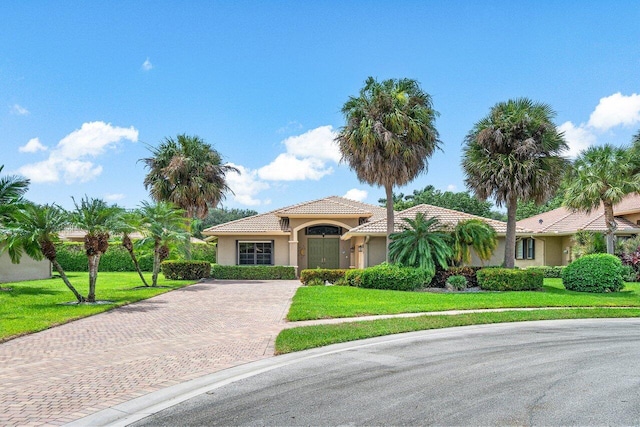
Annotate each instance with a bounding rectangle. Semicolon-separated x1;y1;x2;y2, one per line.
132;319;640;426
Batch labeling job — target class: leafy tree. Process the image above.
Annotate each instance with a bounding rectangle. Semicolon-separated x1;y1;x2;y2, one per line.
137;201;189;286
4;203;85;302
0;165;30;226
388;212;452;276
462;98;568;268
451;219;498;266
70;196;121;302
192;207;258;238
141;134;238;258
336;77;440;260
571;230;606;259
564;144;640;254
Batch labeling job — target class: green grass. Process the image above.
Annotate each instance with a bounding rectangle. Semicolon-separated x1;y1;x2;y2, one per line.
287;279;640;321
276;308;640;354
0;272;195;342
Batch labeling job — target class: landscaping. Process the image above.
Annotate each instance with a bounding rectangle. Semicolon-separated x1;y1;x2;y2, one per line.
0;272;195;342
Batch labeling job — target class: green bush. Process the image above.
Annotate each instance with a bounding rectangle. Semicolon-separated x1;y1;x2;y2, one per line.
306;277;326;286
210;265;296;280
55;242;154;272
344;269;363;287
525;266;565;278
190;243;217;263
358;263;433;292
562;253;624;292
299;269;349;285
477;268;543;291
446;275;468;291
161;260;211;280
432;267;480;288
620;264;637;282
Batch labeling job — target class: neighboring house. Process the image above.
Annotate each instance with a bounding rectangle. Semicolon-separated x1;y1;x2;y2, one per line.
516;193;640;266
203;196;524;274
0;245;51;283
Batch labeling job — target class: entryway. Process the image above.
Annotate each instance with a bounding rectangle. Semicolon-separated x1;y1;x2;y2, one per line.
307;238;340;269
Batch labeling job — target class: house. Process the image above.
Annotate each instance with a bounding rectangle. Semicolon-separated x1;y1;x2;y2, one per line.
515;193;640;266
203;196;525;274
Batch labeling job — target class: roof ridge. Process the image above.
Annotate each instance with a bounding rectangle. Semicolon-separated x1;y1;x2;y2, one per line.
202;208;281;231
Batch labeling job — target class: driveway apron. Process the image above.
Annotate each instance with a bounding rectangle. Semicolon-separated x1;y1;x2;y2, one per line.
0;279;300;426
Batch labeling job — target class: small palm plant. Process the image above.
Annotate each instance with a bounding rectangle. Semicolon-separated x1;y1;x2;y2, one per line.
111;207;150;287
451;219;498;266
389;212;452;277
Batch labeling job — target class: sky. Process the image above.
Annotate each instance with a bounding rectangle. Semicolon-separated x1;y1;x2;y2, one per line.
2;1;640;213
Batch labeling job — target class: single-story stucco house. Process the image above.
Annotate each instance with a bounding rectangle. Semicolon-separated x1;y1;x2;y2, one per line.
202;196;530;274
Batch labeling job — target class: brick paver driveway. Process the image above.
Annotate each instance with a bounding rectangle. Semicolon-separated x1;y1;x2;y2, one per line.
0;279;300;426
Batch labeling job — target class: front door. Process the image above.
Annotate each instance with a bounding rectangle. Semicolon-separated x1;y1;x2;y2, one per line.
307;238;340;269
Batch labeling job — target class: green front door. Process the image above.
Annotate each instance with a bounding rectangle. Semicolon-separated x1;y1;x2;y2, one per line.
307;238;340;269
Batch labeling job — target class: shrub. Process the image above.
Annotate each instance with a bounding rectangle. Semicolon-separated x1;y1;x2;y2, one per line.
189;243;217;263
55;242;154;272
432;267;480;288
299;269;348;285
358;263;433;292
446;275;468;291
477;268;543;291
525;266;565;278
161;260;211;280
562;253;624;292
210;265;296;280
620;264;638;282
344;269;363;287
306;277;326;286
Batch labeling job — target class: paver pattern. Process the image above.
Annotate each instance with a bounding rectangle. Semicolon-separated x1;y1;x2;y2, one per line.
0;280;300;426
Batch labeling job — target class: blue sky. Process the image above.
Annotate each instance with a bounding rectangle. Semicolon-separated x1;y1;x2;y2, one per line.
2;1;640;212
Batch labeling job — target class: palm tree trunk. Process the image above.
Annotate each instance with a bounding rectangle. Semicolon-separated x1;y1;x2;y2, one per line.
385;185;394;263
128;248;149;287
87;254;100;302
51;259;85;303
504;194;517;268
604;202;617;254
152;244;161;287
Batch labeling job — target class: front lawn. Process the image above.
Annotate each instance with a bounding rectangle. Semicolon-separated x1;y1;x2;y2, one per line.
287;279;640;321
0;272;195;342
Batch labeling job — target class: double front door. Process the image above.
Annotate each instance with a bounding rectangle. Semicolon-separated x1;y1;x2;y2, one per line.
307;238;340;269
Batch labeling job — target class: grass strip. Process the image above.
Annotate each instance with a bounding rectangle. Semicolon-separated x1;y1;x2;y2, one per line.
0;272;195;342
275;308;640;354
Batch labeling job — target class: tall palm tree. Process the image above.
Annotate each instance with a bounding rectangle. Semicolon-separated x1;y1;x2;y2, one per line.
4;203;85;302
70;196;121;302
462;98;568;268
140;134;238;258
451;219;497;266
336;77;440;260
388;212;452;276
0;165;30;225
564;144;640;254
137;201;189;286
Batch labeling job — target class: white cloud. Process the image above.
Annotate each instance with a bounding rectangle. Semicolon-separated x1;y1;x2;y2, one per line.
225;163;270;206
557;121;597;158
587;92;640;131
258;153;333;181
446;184;457;191
18;121;139;184
277;121;304;134
104;193;125;202
343;188;368;202
282;125;341;163
19;138;47;153
11;104;29;115
142;57;153;71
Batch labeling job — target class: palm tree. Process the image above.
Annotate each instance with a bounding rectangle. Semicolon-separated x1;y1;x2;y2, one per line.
462;98;568;268
564;144;640;254
451;219;497;266
0;165;30;225
110;207;149;287
137;201;189;286
388;212;452;276
4;203;85;302
336;77;440;260
70;196;121;302
140;134;238;258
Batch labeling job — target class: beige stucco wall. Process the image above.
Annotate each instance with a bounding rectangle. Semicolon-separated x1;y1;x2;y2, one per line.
366;236;387;267
0;250;51;283
469;237;506;267
622;213;640;225
215;235;290;266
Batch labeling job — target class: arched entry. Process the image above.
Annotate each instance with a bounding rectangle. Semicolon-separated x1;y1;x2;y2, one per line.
307;225;340;269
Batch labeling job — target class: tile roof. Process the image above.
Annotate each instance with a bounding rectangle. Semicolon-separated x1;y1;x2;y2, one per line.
203;196;386;235
344;204;521;236
517;206;640;235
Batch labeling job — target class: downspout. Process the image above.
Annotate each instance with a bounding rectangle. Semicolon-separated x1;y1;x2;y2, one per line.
364;235;370;268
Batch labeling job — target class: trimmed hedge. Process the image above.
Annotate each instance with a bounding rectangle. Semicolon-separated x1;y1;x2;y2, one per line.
299;269;349;285
432;267;480;288
562;253;624;293
477;268;543;291
161;260;211;280
357;263;433;292
525;265;565;278
210;265;296;280
55;242;153;272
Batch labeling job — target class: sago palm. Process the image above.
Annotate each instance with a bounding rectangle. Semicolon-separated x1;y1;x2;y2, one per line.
389;212;452;276
462;98;568;267
336;77;440;260
564;144;640;254
110;207;149;287
451;219;497;266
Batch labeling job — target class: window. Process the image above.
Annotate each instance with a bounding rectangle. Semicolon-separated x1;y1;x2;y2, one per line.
306;225;341;236
238;241;273;265
516;238;535;260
